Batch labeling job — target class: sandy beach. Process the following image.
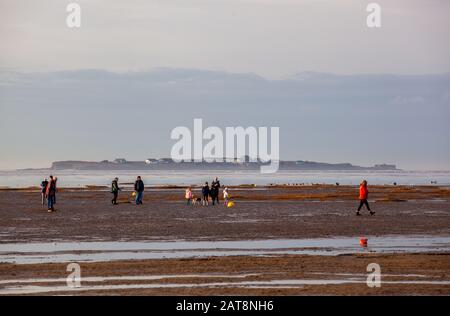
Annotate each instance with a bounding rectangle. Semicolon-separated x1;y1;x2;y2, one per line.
0;185;449;295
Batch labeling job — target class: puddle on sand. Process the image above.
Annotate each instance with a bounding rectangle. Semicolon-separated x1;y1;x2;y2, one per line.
1;278;449;295
0;273;260;285
218;219;271;224
306;272;436;278
0;236;449;265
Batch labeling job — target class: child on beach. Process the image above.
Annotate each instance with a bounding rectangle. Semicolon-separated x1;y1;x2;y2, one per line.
202;182;210;206
223;187;229;206
185;187;193;205
356;180;375;216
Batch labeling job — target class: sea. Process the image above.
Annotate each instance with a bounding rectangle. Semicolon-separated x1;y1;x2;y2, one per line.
0;169;449;188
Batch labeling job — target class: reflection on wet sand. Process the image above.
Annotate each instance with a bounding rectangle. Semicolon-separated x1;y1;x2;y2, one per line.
1;236;449;264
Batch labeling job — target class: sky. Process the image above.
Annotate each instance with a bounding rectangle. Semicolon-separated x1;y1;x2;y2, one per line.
0;0;449;170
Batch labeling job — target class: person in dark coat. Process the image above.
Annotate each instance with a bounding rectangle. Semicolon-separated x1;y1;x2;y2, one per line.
134;176;145;205
210;177;221;205
46;175;57;212
201;182;210;206
111;177;120;205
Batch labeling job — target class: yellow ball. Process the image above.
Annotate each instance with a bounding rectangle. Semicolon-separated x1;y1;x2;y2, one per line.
227;201;235;208
131;192;136;197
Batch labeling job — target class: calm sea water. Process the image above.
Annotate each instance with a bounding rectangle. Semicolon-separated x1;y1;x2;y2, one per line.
0;170;449;188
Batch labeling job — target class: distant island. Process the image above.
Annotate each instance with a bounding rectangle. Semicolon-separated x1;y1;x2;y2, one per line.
48;158;397;171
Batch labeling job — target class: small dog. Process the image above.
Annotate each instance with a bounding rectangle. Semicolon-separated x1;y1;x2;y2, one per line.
193;197;202;205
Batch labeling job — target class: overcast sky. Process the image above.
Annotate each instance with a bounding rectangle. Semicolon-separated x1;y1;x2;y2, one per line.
0;0;449;170
1;0;450;77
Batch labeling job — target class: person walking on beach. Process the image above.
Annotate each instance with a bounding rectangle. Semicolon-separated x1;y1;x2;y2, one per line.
210;177;221;205
111;177;121;205
356;180;375;216
134;176;145;205
46;175;57;212
201;182;210;206
40;178;48;206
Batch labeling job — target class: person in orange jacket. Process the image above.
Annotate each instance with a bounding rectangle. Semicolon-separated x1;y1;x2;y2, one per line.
356;180;375;216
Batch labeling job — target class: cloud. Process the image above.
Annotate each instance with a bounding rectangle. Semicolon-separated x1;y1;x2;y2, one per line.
1;0;450;77
0;68;449;170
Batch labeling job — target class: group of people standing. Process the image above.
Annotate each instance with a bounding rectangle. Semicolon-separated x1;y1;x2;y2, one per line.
186;177;226;206
203;177;222;206
111;176;145;205
40;176;58;212
111;176;226;207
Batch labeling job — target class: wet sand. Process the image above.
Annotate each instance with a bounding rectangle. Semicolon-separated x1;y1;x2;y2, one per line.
0;185;449;295
0;254;449;295
0;185;449;242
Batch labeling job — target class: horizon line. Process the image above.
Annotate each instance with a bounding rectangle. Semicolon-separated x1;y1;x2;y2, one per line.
2;67;450;82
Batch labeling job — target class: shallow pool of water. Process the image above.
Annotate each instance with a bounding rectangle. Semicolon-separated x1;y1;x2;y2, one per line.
1;277;449;295
0;236;449;264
